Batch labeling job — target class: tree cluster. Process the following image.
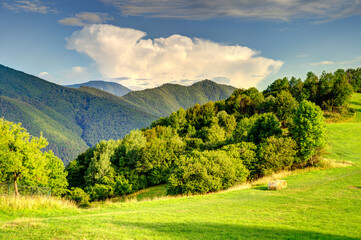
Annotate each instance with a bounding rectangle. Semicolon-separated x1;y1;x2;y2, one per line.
66;70;335;199
0;118;68;196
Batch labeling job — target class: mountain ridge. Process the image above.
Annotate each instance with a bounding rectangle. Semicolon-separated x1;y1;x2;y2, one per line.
0;64;236;164
66;80;132;97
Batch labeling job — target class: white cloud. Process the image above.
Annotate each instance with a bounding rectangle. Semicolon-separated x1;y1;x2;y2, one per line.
310;57;361;67
66;24;283;89
2;0;57;14
310;61;335;66
38;71;49;77
100;0;361;22
72;66;85;73
59;12;112;26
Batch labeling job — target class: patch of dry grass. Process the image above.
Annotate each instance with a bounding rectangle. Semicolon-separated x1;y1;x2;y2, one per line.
0;195;76;211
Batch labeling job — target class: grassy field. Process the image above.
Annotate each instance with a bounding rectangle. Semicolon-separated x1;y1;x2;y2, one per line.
1;95;361;239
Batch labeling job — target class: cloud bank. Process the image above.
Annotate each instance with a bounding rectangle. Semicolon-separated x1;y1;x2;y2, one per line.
66;24;283;89
2;0;57;14
100;0;361;22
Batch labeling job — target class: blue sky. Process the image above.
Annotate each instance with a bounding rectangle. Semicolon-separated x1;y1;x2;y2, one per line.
1;0;360;90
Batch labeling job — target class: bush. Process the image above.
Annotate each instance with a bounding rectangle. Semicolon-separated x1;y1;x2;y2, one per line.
167;150;249;195
68;187;90;207
87;184;114;201
257;136;297;176
114;175;132;195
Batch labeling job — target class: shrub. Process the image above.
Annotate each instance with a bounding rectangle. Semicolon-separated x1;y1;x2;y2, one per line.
87;184;114;201
257;136;297;176
167;150;249;195
68;188;90;207
114;175;132;195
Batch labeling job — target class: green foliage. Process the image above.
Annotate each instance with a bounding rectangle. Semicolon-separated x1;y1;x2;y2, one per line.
68;187;90;206
263;77;290;97
44;151;68;196
257;136;297;176
225;87;264;118
247;113;282;144
0;118;68;196
167;150;249;195
274;90;298;126
291;100;326;164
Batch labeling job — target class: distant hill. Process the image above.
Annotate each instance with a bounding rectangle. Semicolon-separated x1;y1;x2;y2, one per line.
0;65;156;164
66;80;131;97
122;80;236;116
0;64;235;164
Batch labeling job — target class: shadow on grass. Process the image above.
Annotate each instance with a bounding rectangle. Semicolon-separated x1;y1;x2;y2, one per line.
350;101;361;108
113;221;359;240
252;185;268;191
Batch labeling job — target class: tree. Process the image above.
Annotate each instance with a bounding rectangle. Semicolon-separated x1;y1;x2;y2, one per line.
247;113;282;144
331;70;353;107
0;118;53;196
263;77;290;97
289;77;306;102
291;100;326;163
257;136;297;176
225;88;264;118
217;111;237;137
303;72;319;103
274;90;298;127
45;151;68;196
84;140;120;186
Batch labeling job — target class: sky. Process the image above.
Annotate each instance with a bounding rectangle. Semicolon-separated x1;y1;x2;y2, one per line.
0;0;360;90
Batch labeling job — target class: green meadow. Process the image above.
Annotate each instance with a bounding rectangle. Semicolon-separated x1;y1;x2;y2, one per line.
1;94;361;240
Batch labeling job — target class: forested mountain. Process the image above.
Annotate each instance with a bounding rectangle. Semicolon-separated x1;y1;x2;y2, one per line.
67;68;357;201
66;80;132;97
122;80;236;116
0;65;157;164
0;65;235;164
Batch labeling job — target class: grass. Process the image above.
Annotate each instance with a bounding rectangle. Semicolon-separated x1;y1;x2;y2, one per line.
1;94;361;239
0;195;76;211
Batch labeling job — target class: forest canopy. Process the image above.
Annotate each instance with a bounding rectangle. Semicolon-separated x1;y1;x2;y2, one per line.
65;68;356;200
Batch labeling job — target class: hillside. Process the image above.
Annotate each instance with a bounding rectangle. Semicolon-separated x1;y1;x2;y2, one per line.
66;80;132;97
1;94;360;239
0;65;235;164
122;80;236;116
0;64;157;164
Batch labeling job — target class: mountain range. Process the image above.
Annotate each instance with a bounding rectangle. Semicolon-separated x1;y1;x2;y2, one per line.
0;64;235;164
66;80;132;97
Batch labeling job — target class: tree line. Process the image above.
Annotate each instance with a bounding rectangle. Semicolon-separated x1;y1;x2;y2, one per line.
0;68;357;204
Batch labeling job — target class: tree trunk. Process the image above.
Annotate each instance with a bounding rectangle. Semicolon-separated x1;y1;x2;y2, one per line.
14;172;19;196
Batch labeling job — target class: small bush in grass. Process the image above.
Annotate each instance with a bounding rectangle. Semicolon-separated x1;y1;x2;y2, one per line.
167;150;249;195
67;187;90;207
87;184;114;201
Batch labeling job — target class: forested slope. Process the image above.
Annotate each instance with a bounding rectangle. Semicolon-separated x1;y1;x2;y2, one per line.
0;65;235;164
0;64;157;164
122;80;235;116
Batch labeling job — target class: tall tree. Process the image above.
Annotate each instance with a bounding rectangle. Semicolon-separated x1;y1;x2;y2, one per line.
291;100;326;164
0;118;50;195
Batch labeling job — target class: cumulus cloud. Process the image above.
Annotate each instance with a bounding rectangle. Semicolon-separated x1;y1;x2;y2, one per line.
66;24;283;89
100;0;361;22
59;12;112;26
2;0;57;14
